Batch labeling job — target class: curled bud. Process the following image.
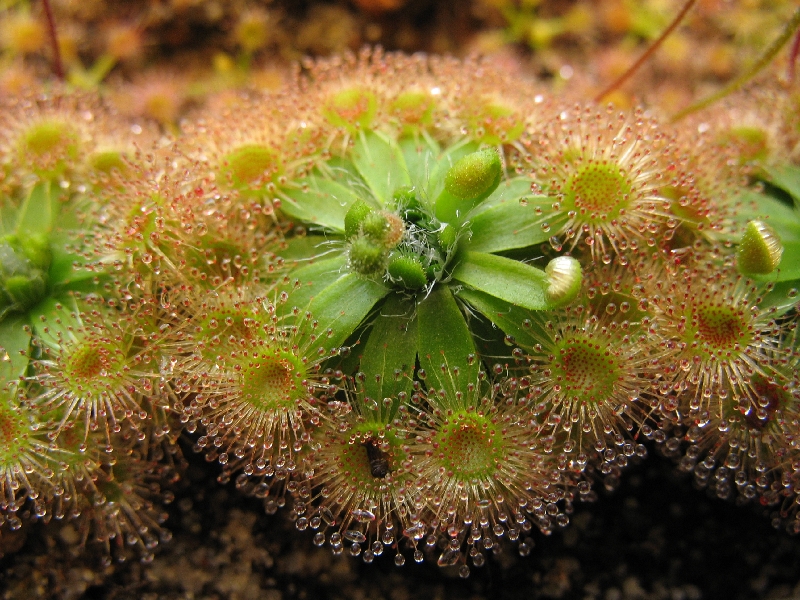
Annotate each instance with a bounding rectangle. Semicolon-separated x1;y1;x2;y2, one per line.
344;200;375;239
361;211;390;241
437;224;457;250
348;237;388;276
444;149;502;201
736;220;783;276
387;254;428;289
545;256;582;307
436;148;502;223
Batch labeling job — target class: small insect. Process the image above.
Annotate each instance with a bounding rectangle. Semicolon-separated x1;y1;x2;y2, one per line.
363;439;390;478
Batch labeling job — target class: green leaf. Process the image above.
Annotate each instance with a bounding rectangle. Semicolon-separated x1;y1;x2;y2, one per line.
280;254;348;315
316;155;363;186
306;273;389;353
450;251;552;310
755;280;800;316
359;294;418;422
398;133;441;192
468;195;563;253
280;235;330;262
456;288;547;348
47;231;94;287
0;315;31;380
278;176;361;232
352;130;411;205
28;297;72;340
735;191;800;242
416;285;477;405
765;164;800;206
16;182;56;235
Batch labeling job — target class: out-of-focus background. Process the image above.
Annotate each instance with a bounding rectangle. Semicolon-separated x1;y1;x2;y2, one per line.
1;0;797;120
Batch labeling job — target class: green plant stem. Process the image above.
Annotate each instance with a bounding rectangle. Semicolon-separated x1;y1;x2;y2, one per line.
594;0;696;104
671;6;800;122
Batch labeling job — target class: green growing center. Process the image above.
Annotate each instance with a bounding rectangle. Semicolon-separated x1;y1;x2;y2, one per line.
434;411;501;480
220;144;280;188
240;350;304;410
567;162;631;220
693;303;748;350
64;343;114;383
23;121;78;157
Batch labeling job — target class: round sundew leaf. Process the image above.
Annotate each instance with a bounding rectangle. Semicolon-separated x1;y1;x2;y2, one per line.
16;182;56;236
218;144;281;190
450;251;554;311
89;150;128;176
358;294;418;422
0;314;31;380
351;130;412;206
322;88;377;132
19;120;81;179
416;285;477;404
278;176;361;233
306;273;390;353
432;410;504;479
389;90;437;132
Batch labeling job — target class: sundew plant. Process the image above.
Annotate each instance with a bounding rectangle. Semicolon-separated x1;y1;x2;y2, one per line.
2;40;800;576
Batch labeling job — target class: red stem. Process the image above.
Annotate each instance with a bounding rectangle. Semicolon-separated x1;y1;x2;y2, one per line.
594;0;696;103
789;26;800;83
42;0;64;80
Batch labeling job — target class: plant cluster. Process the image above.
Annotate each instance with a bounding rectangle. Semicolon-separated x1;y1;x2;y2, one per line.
1;47;800;579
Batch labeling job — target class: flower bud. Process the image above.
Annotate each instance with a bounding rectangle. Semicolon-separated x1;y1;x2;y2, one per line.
545;256;582;307
736;220;783;276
